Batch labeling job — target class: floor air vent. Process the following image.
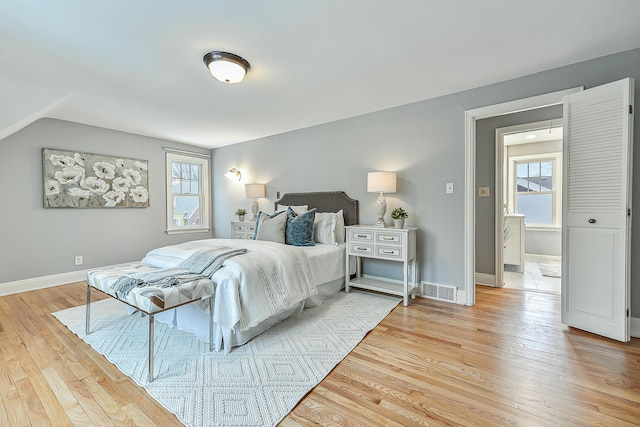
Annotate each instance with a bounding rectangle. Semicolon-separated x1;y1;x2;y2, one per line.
422;283;457;303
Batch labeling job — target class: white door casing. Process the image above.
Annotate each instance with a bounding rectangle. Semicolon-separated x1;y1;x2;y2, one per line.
465;87;583;306
561;78;634;342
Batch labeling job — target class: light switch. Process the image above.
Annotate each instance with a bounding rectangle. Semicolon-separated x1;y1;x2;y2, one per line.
446;183;454;194
478;186;490;198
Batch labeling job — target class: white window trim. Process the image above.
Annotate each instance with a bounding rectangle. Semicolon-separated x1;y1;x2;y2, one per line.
525;225;562;232
165;152;210;234
508;152;562;227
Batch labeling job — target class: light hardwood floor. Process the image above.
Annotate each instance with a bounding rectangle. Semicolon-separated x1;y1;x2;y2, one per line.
1;282;639;426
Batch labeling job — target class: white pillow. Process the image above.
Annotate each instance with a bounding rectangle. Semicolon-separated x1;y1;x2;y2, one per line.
277;204;308;214
254;211;287;243
335;209;345;243
314;212;337;245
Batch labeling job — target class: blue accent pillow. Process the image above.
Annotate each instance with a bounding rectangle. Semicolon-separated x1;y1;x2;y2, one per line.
286;207;316;246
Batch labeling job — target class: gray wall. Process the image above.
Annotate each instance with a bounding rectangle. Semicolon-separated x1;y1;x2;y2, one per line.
0;118;212;283
211;100;467;287
212;47;640;315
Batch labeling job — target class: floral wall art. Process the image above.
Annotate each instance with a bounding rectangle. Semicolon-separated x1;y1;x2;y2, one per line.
43;148;149;208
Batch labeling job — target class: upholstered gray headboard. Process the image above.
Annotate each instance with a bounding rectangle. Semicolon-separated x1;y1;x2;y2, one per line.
275;191;359;226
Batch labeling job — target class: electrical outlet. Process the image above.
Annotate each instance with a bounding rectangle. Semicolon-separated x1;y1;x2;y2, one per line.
446;183;454;194
74;255;83;266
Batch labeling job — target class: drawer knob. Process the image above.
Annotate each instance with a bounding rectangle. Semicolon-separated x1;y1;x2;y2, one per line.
382;236;394;240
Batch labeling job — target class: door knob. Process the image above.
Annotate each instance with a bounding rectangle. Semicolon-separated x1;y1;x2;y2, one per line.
588;218;596;224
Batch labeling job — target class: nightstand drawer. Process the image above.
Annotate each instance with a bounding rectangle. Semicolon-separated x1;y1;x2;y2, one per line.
376;245;402;259
350;243;373;255
230;221;255;239
376;231;402;245
350;229;374;242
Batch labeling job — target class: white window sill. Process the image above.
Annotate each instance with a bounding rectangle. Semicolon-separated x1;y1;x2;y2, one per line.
525;225;561;232
166;228;211;235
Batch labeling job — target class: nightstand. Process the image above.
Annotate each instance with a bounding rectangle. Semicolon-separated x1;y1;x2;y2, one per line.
230;221;256;239
345;225;417;306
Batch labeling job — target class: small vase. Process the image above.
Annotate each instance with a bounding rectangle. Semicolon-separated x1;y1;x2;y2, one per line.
238;215;245;222
393;218;405;229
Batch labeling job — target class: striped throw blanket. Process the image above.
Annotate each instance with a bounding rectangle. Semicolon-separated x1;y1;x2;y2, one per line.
111;246;247;299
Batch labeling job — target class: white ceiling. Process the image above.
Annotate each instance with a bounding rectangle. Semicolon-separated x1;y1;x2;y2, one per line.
2;1;640;149
504;127;563;146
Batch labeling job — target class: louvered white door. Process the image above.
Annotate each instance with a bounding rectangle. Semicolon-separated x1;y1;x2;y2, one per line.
562;78;634;342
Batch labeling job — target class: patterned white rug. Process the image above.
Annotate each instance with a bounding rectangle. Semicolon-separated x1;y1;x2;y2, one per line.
53;290;399;427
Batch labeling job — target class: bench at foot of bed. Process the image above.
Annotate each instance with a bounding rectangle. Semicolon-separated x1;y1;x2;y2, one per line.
85;267;215;382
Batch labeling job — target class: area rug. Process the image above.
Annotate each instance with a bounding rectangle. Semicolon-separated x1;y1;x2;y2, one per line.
53;290;399;427
539;261;561;278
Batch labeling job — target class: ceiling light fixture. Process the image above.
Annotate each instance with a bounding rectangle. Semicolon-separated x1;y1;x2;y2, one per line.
203;51;250;84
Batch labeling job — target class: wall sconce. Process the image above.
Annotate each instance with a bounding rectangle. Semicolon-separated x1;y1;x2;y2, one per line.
245;183;266;220
225;168;242;181
367;171;397;227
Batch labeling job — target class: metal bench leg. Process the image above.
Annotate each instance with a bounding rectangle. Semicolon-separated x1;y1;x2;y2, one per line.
209;296;214;352
148;313;155;382
85;284;92;335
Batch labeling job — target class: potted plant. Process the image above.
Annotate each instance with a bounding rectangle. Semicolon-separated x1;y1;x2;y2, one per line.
390;207;408;228
235;208;247;222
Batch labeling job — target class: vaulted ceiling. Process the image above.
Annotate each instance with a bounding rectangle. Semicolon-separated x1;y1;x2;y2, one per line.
2;1;640;148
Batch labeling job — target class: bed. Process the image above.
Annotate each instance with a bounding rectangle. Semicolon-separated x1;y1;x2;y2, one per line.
87;191;359;362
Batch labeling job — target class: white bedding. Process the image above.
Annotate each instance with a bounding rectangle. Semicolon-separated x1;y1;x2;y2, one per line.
142;239;346;287
139;239;347;351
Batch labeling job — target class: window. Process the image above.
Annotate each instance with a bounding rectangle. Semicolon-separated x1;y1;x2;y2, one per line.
509;155;561;227
166;153;210;234
516;160;553;224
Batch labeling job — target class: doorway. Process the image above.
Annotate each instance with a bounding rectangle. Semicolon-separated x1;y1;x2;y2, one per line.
464;87;583;307
466;80;633;342
497;121;563;293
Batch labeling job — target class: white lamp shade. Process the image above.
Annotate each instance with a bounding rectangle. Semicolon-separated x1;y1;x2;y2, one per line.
367;171;397;193
245;183;266;198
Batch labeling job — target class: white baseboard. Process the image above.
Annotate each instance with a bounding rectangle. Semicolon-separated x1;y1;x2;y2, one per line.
0;262;136;297
631;317;640;338
525;253;561;261
475;272;496;287
361;273;403;285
